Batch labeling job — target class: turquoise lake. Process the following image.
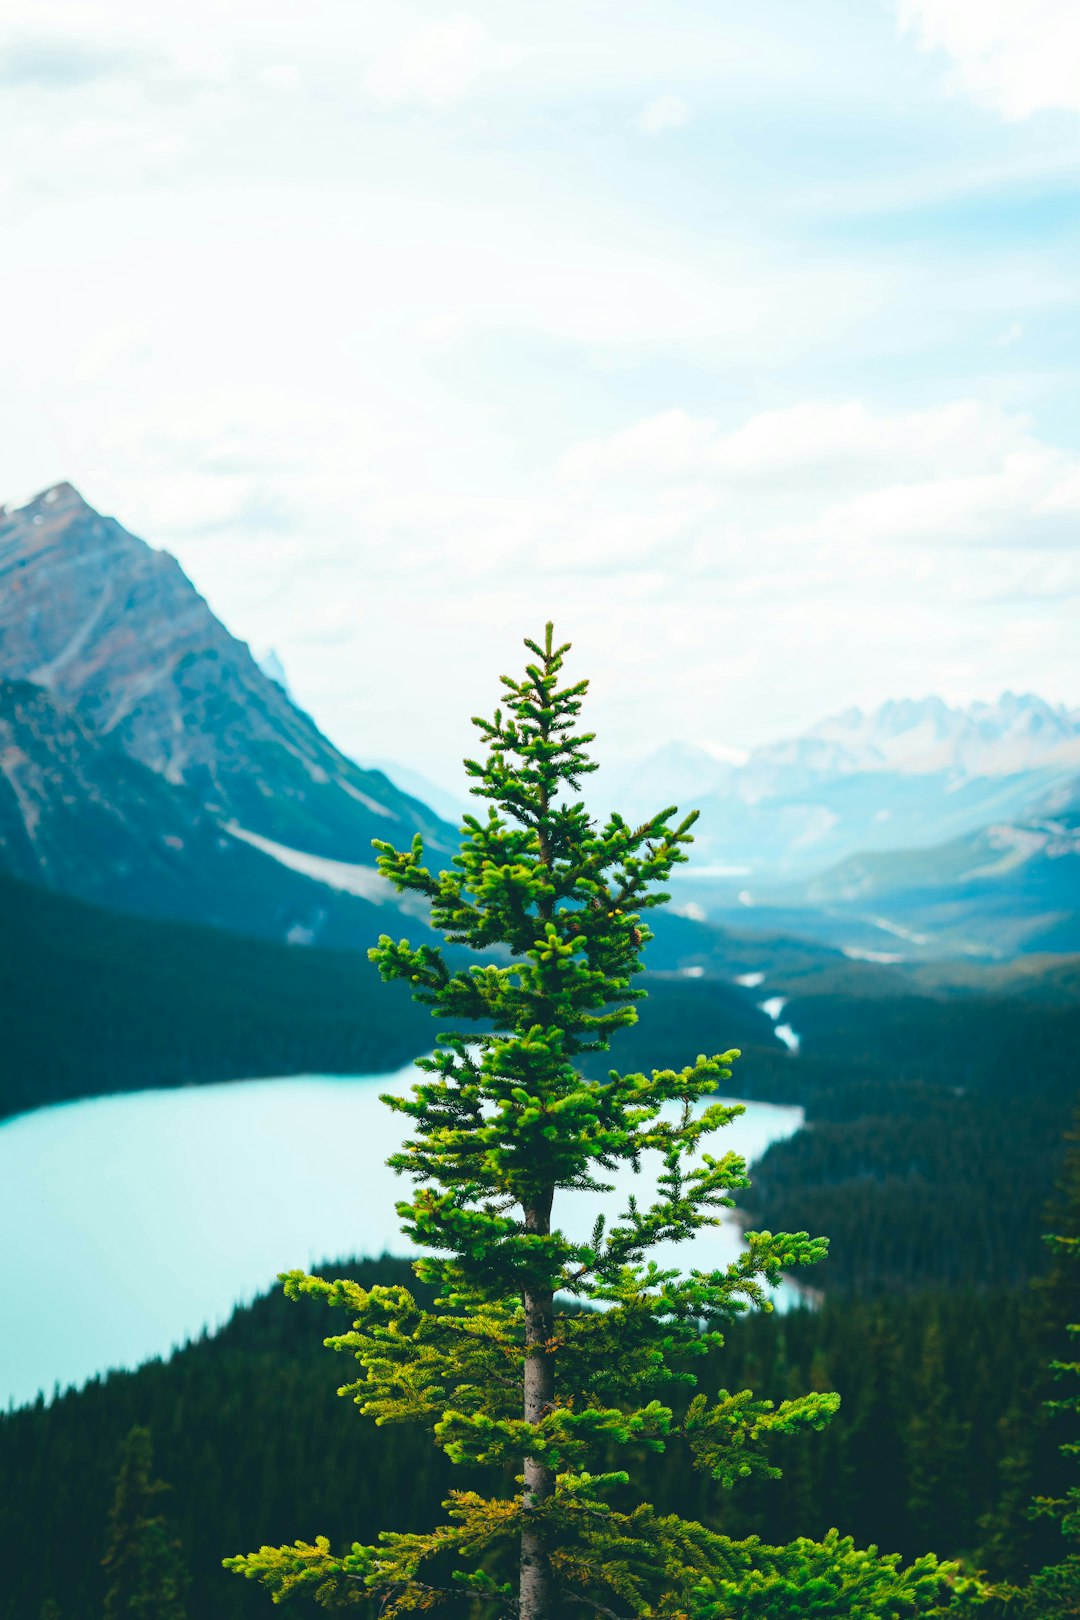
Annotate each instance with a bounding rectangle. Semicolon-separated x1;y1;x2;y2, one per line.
0;1068;803;1410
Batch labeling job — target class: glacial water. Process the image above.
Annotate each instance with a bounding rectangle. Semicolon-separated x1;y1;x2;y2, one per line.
0;1066;803;1410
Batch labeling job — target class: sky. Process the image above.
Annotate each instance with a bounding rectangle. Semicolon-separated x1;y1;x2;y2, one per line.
2;0;1080;788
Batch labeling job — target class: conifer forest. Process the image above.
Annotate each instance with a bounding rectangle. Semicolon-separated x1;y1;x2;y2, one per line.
7;6;1080;1616
5;628;1079;1619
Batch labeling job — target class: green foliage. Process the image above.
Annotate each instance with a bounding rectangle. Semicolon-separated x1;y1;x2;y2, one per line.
225;629;983;1617
990;1120;1080;1615
0;871;433;1121
101;1426;188;1620
1023;1323;1080;1613
0;1270;1034;1618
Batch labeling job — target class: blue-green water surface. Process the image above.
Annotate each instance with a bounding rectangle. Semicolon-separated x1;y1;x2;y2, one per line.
0;1069;803;1410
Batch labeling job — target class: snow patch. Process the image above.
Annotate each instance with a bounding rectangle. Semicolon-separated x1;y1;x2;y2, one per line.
338;778;397;817
774;1024;801;1054
225;823;405;905
872;916;931;945
756;992;801;1056
670;900;706;922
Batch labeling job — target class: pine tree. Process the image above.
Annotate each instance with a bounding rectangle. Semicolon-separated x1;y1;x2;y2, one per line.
102;1425;188;1620
981;1114;1080;1590
1015;1146;1080;1616
227;627;984;1618
1024;1319;1080;1613
906;1318;972;1555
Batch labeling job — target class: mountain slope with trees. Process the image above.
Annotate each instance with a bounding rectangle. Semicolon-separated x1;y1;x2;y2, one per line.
0;677;427;951
0;871;435;1122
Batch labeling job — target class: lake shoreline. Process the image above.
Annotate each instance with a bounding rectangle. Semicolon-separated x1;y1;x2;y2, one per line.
1;1070;805;1411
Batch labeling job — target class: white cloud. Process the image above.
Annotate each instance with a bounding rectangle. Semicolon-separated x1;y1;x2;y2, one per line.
557;399;1040;492
637;94;693;136
898;0;1080;118
364;14;521;108
65;390;1077;780
1;0;1079;772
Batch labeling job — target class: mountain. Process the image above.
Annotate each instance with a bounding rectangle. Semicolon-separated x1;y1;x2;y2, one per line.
362;757;469;828
0;677;433;949
600;740;747;821
797;773;1080;958
254;646;293;700
0;483;454;864
612;694;1080;879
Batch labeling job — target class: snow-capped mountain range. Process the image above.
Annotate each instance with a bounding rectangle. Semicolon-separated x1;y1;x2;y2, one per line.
751;693;1080;784
598;695;1080;877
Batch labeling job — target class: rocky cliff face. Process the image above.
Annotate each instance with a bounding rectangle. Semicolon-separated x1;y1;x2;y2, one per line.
0;677;418;948
0;484;453;862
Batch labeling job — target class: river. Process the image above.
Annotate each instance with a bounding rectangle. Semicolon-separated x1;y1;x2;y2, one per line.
0;1066;803;1411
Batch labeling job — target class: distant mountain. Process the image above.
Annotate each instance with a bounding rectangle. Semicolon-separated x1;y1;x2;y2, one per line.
798;773;1080;958
614;694;1080;878
0;677;429;949
0;483;454;864
600;740;748;821
254;646;293;700
750;692;1080;786
363;757;469;828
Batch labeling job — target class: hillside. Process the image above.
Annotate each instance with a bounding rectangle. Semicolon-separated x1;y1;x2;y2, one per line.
0;1257;1047;1620
0;483;455;863
609;693;1080;879
793;774;1080;957
0;872;436;1122
0;677;433;950
0;867;805;1123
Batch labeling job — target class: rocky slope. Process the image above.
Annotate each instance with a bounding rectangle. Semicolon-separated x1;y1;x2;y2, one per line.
796;773;1080;957
0;483;454;863
0;677;426;949
608;694;1080;877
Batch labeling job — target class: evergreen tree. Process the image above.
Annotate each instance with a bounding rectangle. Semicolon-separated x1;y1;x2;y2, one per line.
980;1113;1080;1588
227;627;984;1617
1014;1159;1080;1615
39;1601;61;1620
102;1425;188;1620
1023;1318;1080;1613
906;1319;971;1555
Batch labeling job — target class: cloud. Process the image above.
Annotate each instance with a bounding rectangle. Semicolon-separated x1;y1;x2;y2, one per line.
897;0;1080;118
43;386;1080;780
556;399;1080;582
557;399;1039;492
364;14;521;108
637;94;693;136
0;33;134;89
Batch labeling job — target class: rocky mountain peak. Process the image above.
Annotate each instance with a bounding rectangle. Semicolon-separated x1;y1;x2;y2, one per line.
0;484;453;862
2;481;89;519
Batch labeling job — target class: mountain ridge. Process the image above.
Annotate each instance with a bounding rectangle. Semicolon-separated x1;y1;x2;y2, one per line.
0;483;455;865
0;675;428;950
601;693;1080;878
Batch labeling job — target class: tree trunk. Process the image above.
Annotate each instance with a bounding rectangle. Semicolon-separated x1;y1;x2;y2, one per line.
520;1194;555;1620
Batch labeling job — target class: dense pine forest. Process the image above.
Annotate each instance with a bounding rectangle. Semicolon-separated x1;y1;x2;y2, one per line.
5;818;1080;1611
6;861;1077;1302
588;966;1080;1295
0;1255;1068;1620
0;873;434;1122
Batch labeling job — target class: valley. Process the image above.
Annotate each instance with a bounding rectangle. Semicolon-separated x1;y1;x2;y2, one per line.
1;481;1078;1615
